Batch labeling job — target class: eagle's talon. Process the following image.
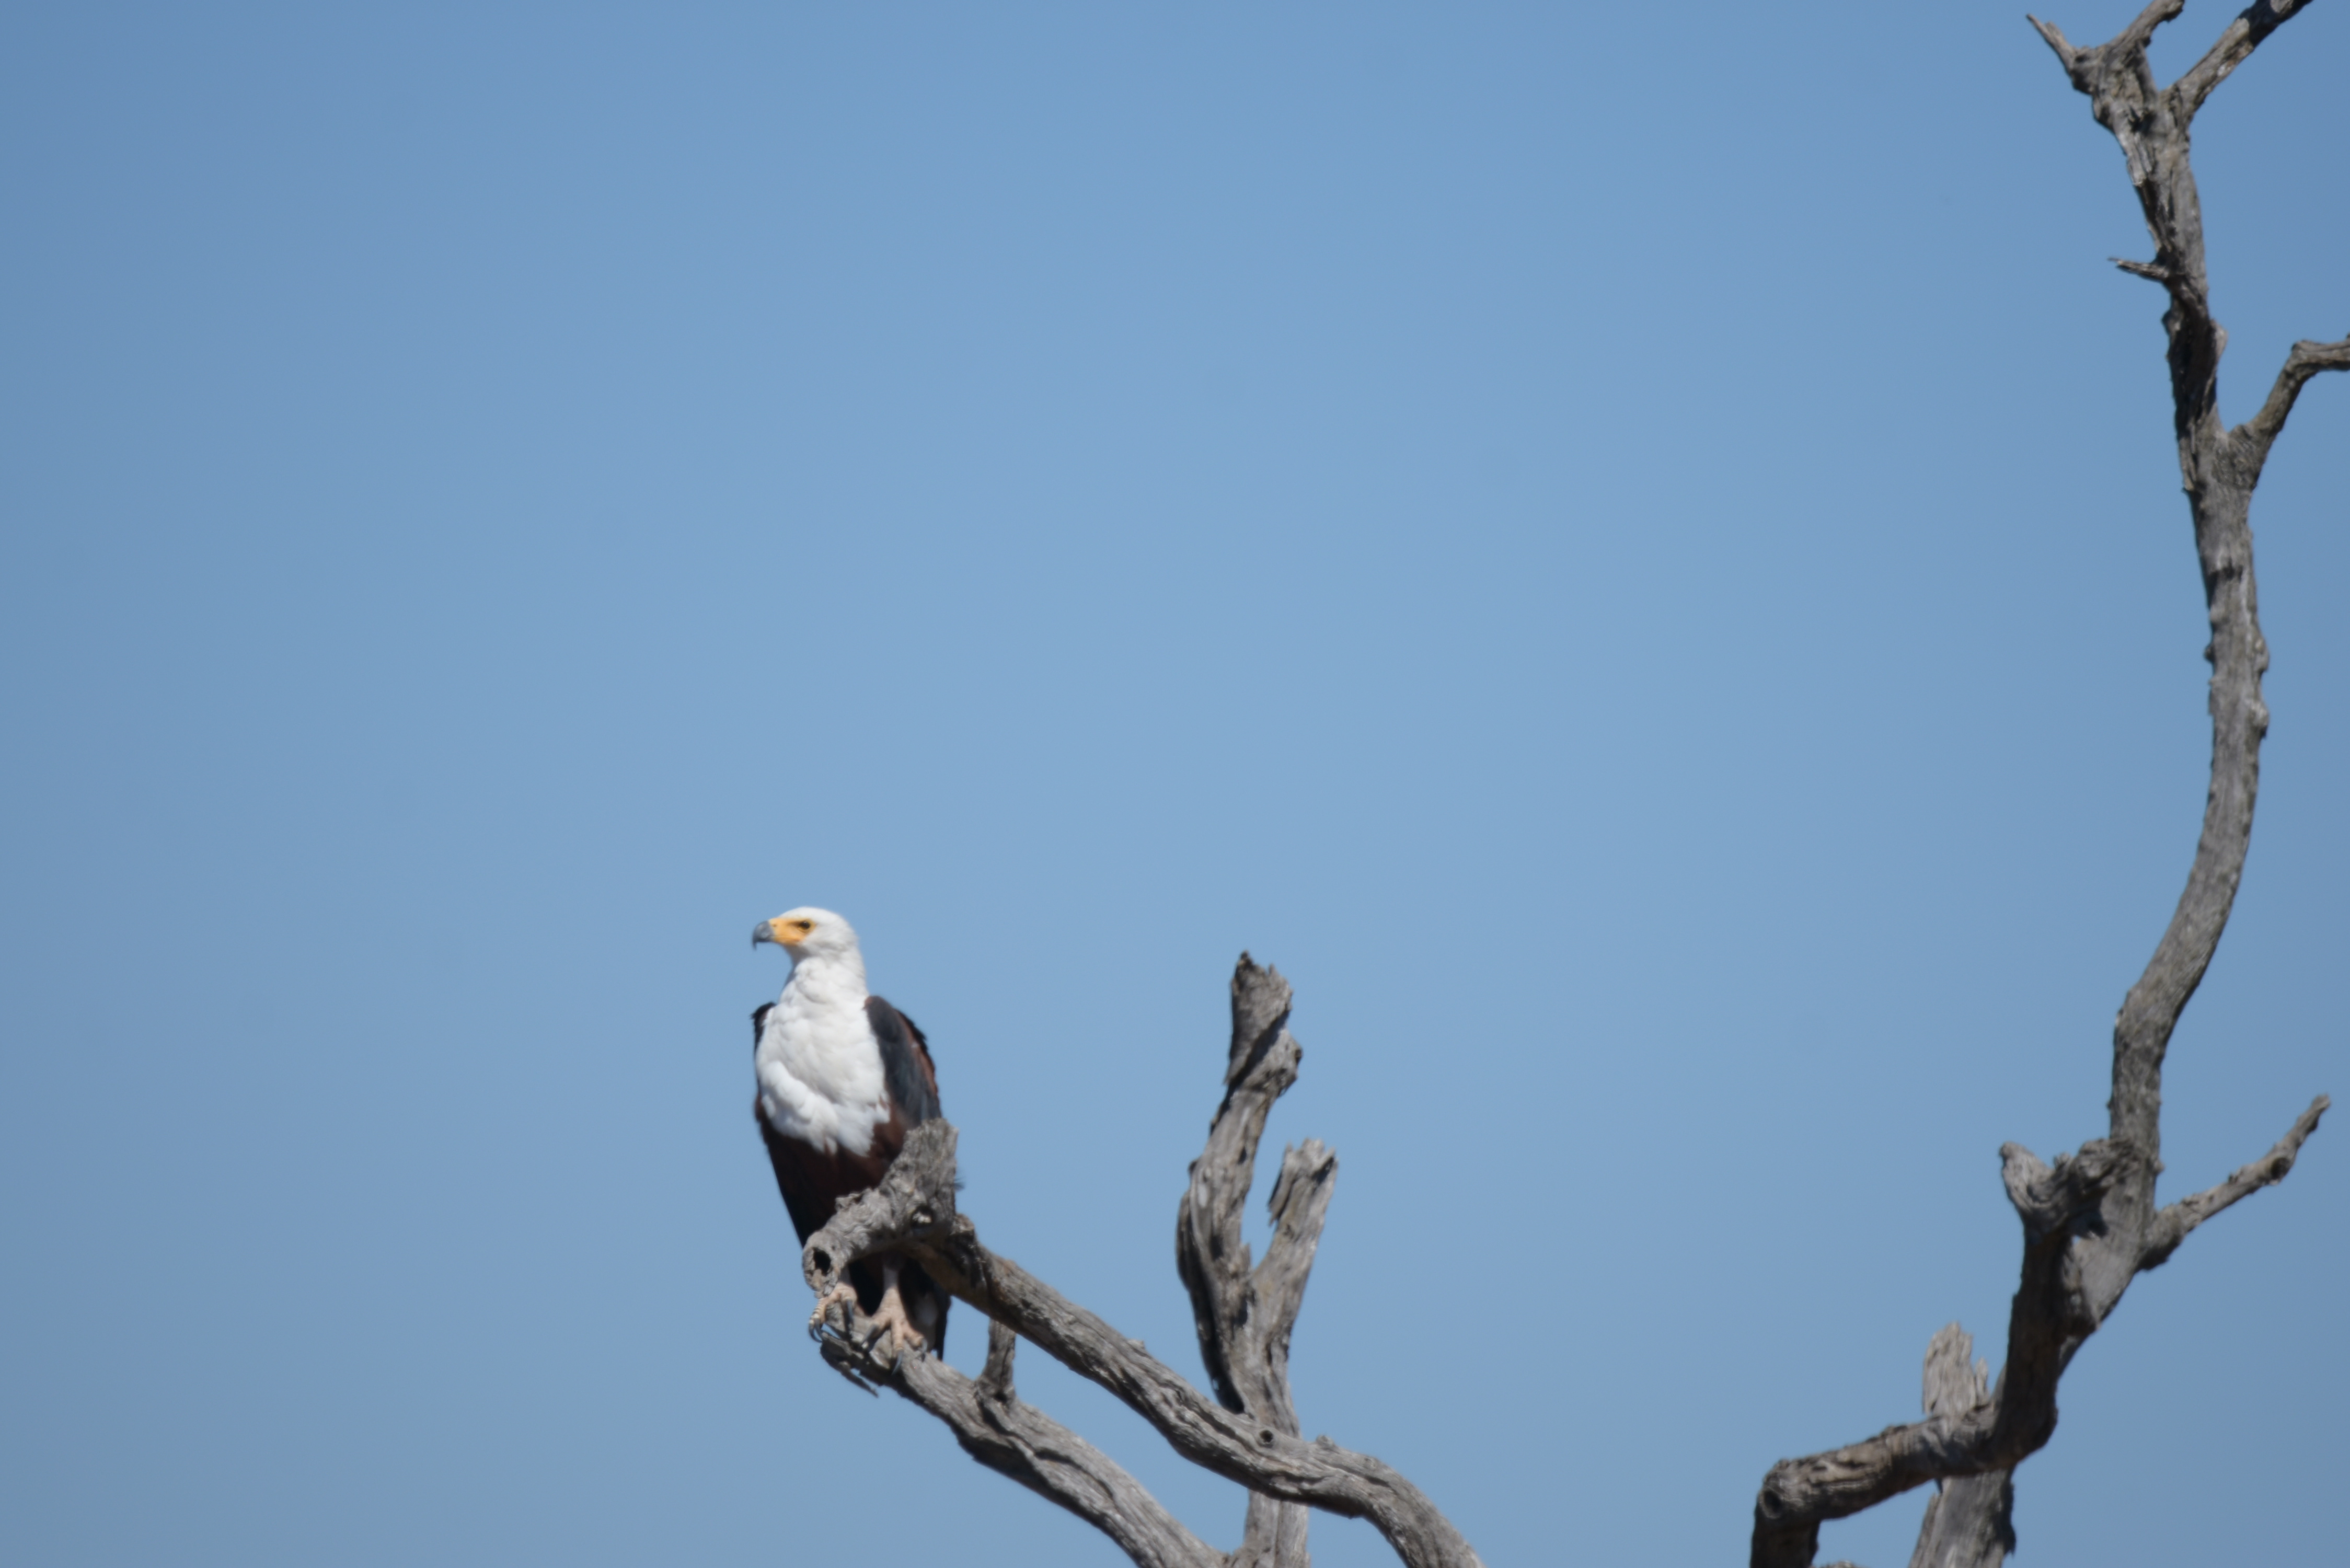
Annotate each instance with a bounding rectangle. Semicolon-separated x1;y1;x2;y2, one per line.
808;1280;859;1341
863;1273;929;1364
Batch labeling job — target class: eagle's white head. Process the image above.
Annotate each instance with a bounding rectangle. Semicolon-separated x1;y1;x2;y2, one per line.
752;906;863;968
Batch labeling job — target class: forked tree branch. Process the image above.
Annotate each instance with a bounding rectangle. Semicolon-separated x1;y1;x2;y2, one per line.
2172;0;2312;119
802;969;1481;1568
1752;6;2337;1565
818;1319;1223;1568
2237;337;2350;478
2028;0;2330;1286
1752;1140;2126;1562
1178;957;1337;1567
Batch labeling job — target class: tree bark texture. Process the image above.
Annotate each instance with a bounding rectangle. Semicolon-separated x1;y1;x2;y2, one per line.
1751;6;2341;1566
801;966;1481;1568
1904;1328;2013;1568
1177;958;1336;1568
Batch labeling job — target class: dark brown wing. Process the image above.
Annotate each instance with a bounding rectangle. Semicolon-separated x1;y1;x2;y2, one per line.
865;995;942;1121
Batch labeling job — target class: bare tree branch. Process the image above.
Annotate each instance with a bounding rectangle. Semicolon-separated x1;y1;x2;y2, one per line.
1258;1140;1338;1396
979;1314;1020;1401
2173;0;2312;122
2009;0;2339;1307
1905;1328;2013;1568
1237;1140;1337;1566
1178;956;1337;1567
2235;337;2350;478
2109;257;2173;285
1753;8;2337;1564
2054;0;2330;1299
1751;1140;2125;1567
810;1313;1224;1568
2141;1093;2331;1269
1918;1325;1989;1422
807;1117;1483;1568
1907;1466;2013;1568
1178;958;1301;1416
2027;1;2179;83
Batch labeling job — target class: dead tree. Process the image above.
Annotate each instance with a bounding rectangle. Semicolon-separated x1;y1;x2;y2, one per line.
784;9;2339;1567
801;957;1472;1568
1750;6;2342;1567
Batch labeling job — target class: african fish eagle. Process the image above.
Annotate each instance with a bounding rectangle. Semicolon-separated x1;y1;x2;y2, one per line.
751;907;948;1358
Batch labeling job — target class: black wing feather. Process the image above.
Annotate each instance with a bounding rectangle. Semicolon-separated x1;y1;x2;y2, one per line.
864;995;942;1123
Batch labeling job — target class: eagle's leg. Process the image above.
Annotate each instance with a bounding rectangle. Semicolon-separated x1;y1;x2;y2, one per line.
808;1279;859;1340
862;1259;929;1361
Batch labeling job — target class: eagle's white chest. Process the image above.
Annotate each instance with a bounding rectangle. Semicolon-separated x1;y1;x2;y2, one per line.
756;959;892;1157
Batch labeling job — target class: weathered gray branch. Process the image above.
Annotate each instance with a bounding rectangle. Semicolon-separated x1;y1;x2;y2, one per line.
815;1315;1224;1568
806;1108;1480;1568
1178;957;1337;1567
1905;1329;2013;1568
1751;1138;2124;1565
2110;256;2172;285
2029;0;2328;1316
2237;336;2350;477
2141;1093;2330;1269
1753;7;2336;1565
2172;0;2309;120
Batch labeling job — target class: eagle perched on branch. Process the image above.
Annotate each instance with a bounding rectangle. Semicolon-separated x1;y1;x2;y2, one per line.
750;907;948;1357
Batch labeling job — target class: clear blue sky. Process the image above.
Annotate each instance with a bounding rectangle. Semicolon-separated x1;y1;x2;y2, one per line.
4;5;2344;1564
